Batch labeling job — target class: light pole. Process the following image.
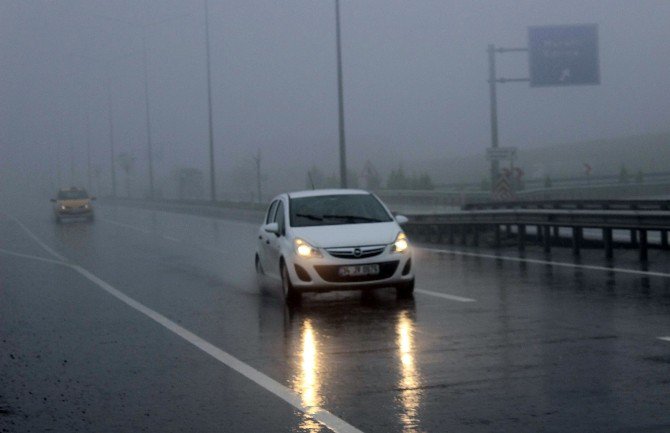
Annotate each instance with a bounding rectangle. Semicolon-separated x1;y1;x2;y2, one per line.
141;29;155;198
204;0;217;201
334;0;347;188
106;74;117;197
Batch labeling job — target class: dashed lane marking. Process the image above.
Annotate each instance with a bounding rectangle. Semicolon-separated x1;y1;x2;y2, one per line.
415;289;476;303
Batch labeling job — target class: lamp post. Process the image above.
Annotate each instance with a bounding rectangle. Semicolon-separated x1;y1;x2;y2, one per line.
334;0;347;188
204;0;217;201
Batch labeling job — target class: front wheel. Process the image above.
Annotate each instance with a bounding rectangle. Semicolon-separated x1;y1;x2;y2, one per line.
281;263;301;304
396;278;415;298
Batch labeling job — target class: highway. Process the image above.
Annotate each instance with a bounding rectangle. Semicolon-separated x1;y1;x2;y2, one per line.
2;201;670;432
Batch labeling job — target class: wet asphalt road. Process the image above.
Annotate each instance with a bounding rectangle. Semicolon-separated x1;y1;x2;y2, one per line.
1;202;670;433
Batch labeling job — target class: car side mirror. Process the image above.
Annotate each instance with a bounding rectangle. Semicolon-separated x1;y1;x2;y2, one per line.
395;215;409;225
264;222;280;235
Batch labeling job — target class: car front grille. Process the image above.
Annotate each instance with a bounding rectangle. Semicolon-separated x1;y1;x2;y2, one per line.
325;245;386;259
314;261;399;283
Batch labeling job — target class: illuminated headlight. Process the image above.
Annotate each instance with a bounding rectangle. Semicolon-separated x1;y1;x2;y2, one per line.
392;232;409;253
60;205;67;210
84;204;90;209
295;238;322;258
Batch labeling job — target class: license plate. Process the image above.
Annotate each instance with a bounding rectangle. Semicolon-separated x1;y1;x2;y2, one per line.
338;264;380;277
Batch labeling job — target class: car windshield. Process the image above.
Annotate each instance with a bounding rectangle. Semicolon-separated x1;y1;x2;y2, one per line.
57;189;89;200
290;194;393;227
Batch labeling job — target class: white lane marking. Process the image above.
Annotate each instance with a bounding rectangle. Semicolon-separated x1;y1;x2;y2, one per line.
70;264;362;433
5;214;67;261
8;214;362;433
658;337;670;343
415;289;476;303
0;248;69;266
420;247;670;279
100;217;151;234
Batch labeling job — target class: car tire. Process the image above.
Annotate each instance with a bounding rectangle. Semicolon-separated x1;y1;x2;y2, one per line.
281;262;301;304
396;278;415;298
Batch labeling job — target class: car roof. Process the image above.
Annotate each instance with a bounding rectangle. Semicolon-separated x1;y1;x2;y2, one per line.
287;189;370;199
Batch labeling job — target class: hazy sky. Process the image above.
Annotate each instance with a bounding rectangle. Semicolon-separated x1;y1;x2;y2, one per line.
2;0;669;197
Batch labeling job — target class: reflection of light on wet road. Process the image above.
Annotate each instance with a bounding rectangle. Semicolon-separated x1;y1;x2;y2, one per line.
292;319;323;432
397;311;421;432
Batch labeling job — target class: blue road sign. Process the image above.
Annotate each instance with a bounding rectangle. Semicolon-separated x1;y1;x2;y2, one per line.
528;24;600;87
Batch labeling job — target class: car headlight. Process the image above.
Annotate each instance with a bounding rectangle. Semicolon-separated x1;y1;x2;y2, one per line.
295;238;322;258
392;232;409;253
84;204;90;209
60;205;67;210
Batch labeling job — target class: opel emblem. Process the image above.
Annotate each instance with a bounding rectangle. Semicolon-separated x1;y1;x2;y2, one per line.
353;248;362;257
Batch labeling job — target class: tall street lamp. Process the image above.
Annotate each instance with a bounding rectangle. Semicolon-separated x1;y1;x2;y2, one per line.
334;0;347;188
204;0;217;201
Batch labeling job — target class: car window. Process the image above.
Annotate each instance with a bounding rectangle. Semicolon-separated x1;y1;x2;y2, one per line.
265;200;278;224
57;189;89;200
274;201;285;235
290;194;392;227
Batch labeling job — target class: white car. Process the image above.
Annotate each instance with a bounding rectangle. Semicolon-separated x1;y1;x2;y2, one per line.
255;189;414;303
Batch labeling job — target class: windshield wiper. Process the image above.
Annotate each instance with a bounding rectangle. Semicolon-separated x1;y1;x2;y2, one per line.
322;214;382;223
296;213;324;221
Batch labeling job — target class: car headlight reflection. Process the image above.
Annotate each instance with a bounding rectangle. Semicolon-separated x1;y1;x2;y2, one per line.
392;232;409;253
295;238;322;258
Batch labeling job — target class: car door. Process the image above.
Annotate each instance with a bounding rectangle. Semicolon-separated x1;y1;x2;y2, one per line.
265;199;286;280
259;200;278;274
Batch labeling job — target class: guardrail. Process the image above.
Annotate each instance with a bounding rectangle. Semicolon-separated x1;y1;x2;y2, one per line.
463;199;670;211
405;200;670;262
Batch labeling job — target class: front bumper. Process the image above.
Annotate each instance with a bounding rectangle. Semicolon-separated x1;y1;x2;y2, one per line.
285;248;413;292
55;208;93;217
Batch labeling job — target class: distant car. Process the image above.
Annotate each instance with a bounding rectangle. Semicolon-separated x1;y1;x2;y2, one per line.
255;189;414;303
51;187;96;222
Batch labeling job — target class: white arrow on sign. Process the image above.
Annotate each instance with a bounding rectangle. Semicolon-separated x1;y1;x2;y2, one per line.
559;68;571;82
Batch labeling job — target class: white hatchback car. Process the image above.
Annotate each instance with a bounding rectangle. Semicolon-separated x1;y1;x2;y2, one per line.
255;189;414;302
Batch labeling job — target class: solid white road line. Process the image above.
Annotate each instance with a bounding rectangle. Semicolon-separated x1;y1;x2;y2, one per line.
415;289;476;303
9;214;363;433
421;246;670;279
70;264;363;433
0;248;69;266
658;337;670;343
6;214;67;261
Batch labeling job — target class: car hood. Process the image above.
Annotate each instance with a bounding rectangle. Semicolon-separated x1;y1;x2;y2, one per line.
58;199;90;207
291;222;401;248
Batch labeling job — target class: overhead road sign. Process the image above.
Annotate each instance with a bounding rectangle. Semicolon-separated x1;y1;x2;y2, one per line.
486;147;517;161
528;24;600;87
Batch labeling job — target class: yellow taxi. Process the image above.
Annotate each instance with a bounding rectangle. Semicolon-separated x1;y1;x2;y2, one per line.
51;187;96;222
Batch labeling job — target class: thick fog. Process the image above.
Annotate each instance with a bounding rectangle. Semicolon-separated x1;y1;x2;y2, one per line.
2;0;669;200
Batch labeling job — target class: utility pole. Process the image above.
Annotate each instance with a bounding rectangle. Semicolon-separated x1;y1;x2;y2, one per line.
142;29;155;198
106;76;117;197
487;44;499;186
335;0;347;188
86;114;92;192
204;0;217;201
